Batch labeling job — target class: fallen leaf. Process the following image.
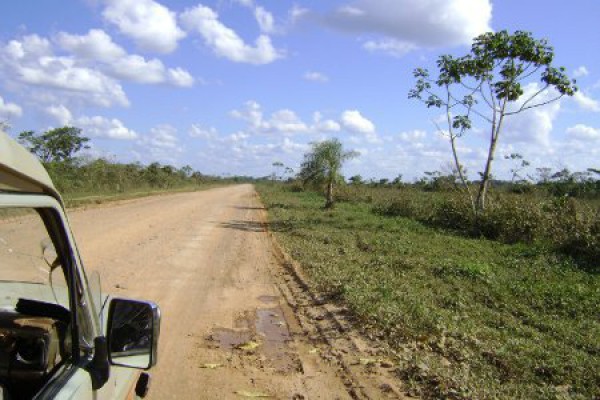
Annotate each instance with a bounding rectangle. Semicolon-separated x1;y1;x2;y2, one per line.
199;363;222;369
235;390;271;397
359;358;378;365
238;341;260;351
308;348;319;354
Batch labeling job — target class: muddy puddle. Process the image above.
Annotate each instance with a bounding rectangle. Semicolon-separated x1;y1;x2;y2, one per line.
207;303;299;372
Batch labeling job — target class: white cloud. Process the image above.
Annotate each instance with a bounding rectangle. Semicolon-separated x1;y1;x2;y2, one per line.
56;29;124;63
180;4;282;64
111;55;166;84
145;124;179;149
304;71;329;82
566;124;600;141
56;30;194;87
0;34;129;108
313;112;341;132
78;115;138;140
189;124;218;139
573;66;589;78
167;68;195;87
0;96;22;119
230;101;343;136
572;91;600;112
341;110;375;134
255;6;275;33
363;38;416;57
102;0;185;54
45;104;72;125
327;0;492;54
268;109;309;133
503;83;562;146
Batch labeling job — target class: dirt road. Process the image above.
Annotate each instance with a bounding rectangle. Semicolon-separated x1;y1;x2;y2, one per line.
69;184;405;399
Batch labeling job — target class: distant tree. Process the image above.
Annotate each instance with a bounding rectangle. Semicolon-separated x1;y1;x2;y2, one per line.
298;138;359;208
504;153;530;183
18;126;90;163
272;161;284;181
535;167;553;184
349;175;364;185
410;30;577;215
391;174;403;186
379;178;389;186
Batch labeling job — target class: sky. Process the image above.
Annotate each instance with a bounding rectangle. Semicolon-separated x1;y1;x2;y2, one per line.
0;0;599;181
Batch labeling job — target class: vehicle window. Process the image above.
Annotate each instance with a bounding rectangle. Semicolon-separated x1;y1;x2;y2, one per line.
0;207;73;399
0;208;69;308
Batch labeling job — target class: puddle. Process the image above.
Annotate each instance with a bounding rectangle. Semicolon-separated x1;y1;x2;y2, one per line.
256;307;296;372
207;307;298;372
208;328;252;350
257;295;280;304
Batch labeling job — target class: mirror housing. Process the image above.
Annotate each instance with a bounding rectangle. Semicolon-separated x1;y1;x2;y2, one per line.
107;298;160;370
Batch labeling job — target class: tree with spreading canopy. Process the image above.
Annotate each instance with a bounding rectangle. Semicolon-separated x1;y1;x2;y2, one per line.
298;138;359;208
409;30;577;215
18;126;90;163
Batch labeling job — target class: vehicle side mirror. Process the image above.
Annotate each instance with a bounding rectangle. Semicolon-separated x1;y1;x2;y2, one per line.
107;298;160;370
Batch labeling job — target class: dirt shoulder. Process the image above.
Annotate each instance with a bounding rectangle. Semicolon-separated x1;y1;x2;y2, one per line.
69;184;408;399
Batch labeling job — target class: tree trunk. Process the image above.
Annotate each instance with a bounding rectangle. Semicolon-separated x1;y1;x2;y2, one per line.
325;180;334;208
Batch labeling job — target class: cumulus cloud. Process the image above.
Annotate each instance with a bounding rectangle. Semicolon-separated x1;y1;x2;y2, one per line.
56;30;194;87
363;39;416;57
189;124;218;139
45;104;72;125
78;115;138;140
255;6;275;33
102;0;185;53
167;68;195;87
145;124;179;149
502;83;562;147
180;4;282;64
43;104;138;140
230;101;341;135
0;96;23;119
573;66;589;78
341;110;375;134
566;124;600;141
572;91;600;112
304;71;329;82
0;35;129;108
326;0;492;55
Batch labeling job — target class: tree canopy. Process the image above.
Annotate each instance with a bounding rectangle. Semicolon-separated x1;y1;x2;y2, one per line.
409;30;577;214
298;138;359;208
18;126;90;163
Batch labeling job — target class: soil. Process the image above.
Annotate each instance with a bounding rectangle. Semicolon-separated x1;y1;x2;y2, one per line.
67;184;410;399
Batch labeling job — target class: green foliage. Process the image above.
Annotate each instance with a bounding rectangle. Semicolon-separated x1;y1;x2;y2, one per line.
18;126;90;163
409;30;577;213
257;183;600;399
298;138;359;208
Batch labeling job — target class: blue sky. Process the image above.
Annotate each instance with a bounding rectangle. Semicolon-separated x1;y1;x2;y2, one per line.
0;0;599;181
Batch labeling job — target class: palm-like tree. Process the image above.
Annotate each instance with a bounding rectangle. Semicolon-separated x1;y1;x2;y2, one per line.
298;138;359;208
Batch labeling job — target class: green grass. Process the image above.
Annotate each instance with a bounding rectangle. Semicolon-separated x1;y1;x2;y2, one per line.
256;183;600;400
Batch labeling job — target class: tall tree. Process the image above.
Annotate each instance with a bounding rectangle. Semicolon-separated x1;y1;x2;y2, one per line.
18;126;90;163
298;138;359;208
409;30;577;214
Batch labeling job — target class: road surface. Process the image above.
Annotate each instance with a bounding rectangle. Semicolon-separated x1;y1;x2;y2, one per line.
69;184;404;399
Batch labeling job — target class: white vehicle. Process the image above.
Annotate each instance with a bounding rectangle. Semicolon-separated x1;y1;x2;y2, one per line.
0;130;161;399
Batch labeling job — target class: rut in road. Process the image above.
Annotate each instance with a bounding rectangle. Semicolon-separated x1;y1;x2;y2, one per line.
69;185;408;399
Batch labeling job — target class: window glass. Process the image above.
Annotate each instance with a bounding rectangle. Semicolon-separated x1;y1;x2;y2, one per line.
0;208;69;308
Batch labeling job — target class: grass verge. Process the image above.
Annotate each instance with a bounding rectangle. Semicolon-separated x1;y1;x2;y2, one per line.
61;183;226;208
256;183;600;400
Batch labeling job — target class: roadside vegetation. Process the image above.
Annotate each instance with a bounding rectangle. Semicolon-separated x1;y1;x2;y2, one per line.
13;126;251;206
257;181;599;399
